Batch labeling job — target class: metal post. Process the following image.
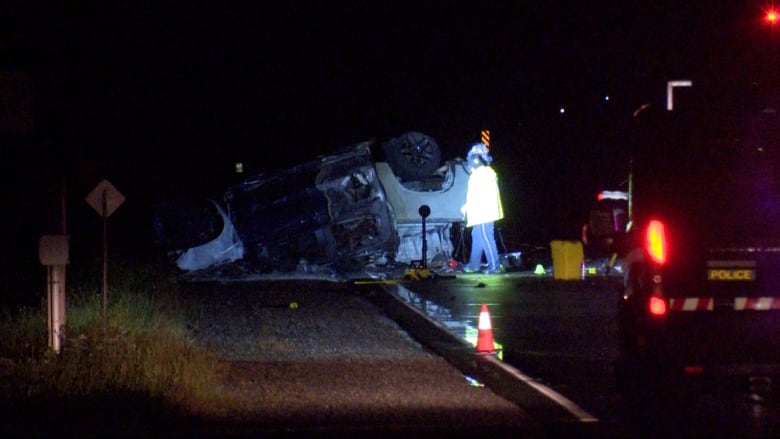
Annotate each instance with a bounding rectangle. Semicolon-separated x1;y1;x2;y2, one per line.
102;188;108;321
421;215;427;269
418;205;431;269
47;264;66;353
52;264;65;353
40;234;69;353
47;266;53;349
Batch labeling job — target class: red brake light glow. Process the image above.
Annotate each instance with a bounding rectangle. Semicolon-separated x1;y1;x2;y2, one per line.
645;219;667;264
684;365;704;375
766;9;779;24
648;295;668;316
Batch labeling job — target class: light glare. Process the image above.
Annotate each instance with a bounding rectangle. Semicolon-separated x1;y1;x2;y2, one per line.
646;219;667;264
649;295;668;316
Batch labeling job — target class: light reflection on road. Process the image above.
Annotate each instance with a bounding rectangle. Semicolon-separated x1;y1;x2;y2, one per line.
388;275;780;438
393;283;505;360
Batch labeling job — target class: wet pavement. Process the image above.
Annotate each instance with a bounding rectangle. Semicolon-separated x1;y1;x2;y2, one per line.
363;278;604;435
382;271;780;439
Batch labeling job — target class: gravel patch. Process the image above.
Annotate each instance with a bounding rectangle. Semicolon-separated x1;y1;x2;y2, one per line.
176;280;536;436
182;280;432;362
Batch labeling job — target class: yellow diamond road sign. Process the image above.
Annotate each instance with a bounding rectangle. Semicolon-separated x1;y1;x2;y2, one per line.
86;179;125;218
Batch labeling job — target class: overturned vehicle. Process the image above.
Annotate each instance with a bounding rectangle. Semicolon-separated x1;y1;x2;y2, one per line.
153;132;471;277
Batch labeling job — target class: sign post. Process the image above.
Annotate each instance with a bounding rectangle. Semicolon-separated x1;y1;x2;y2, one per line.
85;179;125;321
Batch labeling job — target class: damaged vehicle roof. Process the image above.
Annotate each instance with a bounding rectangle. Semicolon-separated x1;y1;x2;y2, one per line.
153;132;471;278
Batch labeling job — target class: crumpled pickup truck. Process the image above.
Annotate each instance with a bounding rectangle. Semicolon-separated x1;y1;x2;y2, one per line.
152;132;470;274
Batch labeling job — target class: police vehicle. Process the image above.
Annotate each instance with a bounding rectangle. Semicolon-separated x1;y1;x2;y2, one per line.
615;81;780;402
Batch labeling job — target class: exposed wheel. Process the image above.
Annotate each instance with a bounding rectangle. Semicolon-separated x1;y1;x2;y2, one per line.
383;132;441;181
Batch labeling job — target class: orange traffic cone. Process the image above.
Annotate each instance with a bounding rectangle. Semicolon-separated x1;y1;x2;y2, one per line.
476;303;497;354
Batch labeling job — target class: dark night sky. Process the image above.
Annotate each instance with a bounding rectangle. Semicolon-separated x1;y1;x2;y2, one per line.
1;1;777;284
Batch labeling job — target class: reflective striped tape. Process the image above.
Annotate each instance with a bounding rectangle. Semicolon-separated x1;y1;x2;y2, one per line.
669;297;780;311
480;130;490;148
735;297;780;311
669;297;713;311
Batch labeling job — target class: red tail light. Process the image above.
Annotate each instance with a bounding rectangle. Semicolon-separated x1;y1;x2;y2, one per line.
684;365;704;375
648;295;668;316
645;219;667;264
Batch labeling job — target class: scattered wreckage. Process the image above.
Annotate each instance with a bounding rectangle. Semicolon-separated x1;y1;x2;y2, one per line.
152;132;473;278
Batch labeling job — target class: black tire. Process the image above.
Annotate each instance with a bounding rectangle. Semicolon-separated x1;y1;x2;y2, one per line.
383;132;441;181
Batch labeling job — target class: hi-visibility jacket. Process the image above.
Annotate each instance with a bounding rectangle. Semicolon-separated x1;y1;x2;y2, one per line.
462;165;504;227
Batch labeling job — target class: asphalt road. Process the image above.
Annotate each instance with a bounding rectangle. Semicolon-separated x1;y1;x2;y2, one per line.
381;274;621;420
384;271;780;438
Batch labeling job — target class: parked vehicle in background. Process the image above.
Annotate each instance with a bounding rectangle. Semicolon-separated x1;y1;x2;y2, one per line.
152;132;471;275
615;82;780;404
581;190;628;276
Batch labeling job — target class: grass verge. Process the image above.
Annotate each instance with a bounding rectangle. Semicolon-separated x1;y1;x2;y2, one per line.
0;256;229;433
